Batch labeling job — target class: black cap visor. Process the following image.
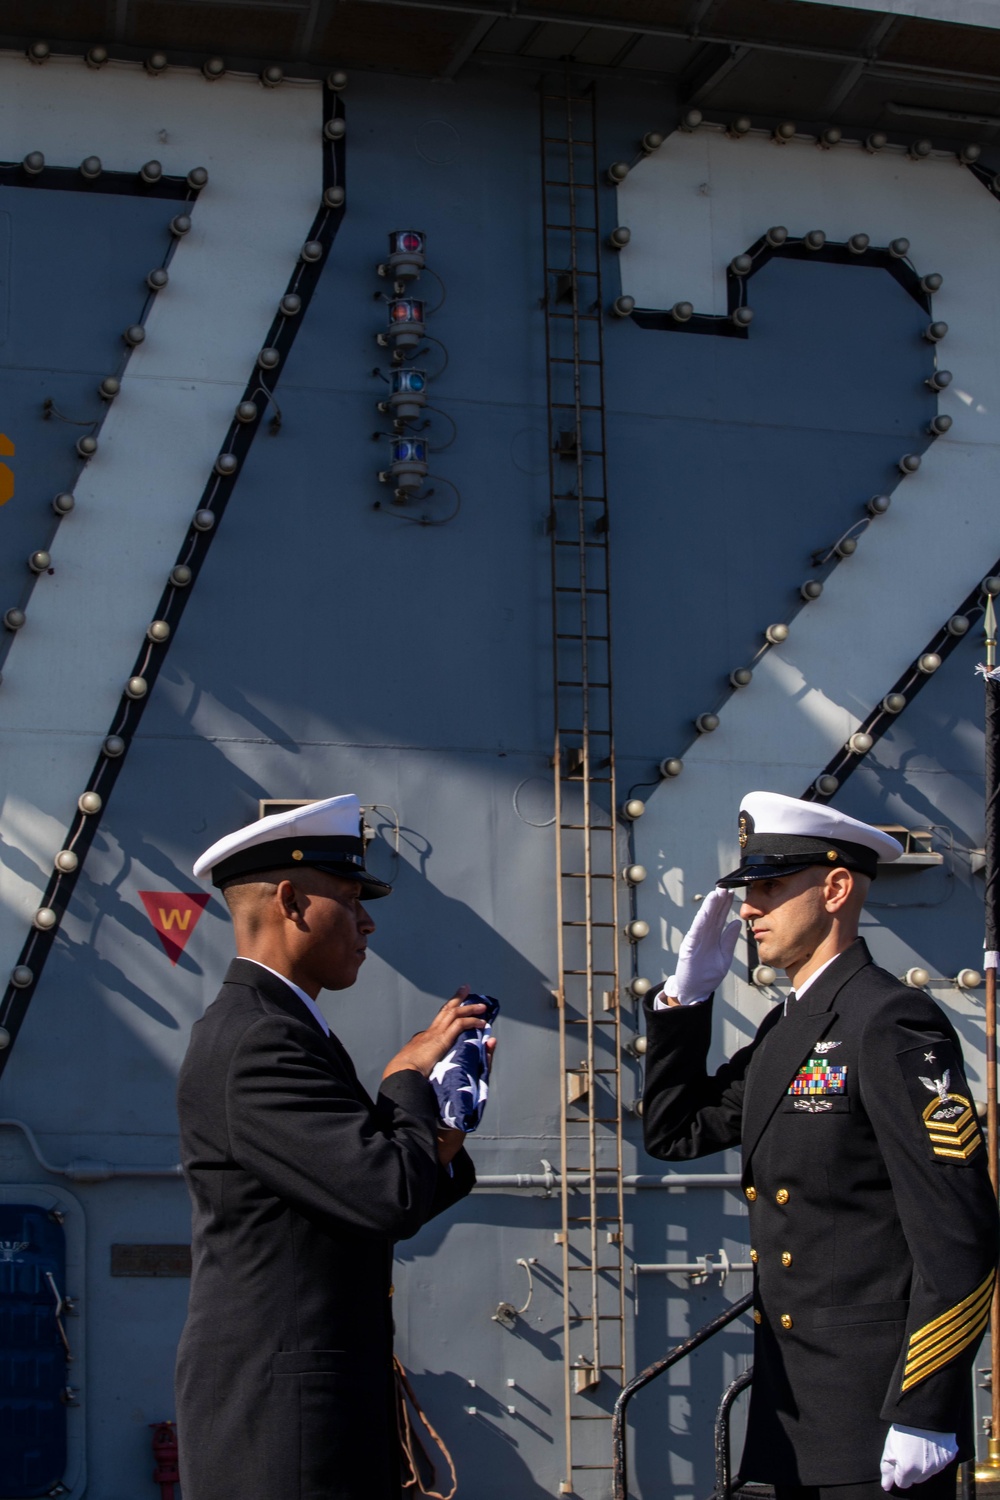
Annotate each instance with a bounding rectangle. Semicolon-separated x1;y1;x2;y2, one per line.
718;853;837;889
718;836;879;890
213;834;392;898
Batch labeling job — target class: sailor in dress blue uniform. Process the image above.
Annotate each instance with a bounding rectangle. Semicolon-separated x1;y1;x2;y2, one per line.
175;794;490;1500
642;792;999;1500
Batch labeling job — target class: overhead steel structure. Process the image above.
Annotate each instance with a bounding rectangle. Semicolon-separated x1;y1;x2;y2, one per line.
10;0;1000;150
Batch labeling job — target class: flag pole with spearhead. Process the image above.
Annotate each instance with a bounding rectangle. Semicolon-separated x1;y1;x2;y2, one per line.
978;587;1000;1474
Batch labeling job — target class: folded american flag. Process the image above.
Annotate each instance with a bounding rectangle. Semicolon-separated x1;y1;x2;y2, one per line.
429;994;500;1133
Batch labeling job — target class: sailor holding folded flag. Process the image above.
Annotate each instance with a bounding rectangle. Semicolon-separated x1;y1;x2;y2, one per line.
175;793;496;1500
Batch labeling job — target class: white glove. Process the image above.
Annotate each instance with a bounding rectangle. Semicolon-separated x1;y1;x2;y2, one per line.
662;887;741;1006
879;1425;957;1491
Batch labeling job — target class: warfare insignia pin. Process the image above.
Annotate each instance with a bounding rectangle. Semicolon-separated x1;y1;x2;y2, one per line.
814;1040;842;1054
794;1099;834;1113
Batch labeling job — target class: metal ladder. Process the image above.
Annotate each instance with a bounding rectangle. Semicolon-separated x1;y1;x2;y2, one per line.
540;69;627;1498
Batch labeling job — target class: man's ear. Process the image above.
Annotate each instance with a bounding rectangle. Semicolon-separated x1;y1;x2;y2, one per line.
824;867;854;913
276;878;304;923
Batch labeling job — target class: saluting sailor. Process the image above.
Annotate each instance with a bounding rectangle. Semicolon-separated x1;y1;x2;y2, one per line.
175;794;492;1500
643;792;998;1500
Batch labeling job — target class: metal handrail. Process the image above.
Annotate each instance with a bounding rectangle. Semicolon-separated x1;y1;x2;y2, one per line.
714;1366;754;1500
612;1291;754;1500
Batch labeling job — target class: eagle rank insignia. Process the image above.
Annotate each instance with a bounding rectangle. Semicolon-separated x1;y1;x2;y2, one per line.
897;1040;983;1163
918;1069;981;1161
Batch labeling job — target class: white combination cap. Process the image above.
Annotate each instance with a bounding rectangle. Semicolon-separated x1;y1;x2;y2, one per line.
717;790;903;888
193;793;391;897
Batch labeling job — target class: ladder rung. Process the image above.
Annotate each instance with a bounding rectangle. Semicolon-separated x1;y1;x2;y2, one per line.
559;824;613;831
563;968;616;975
562;920;616;928
553;540;607;549
558;680;610;688
557;634;609;641
543;135;596;145
565;1018;619;1025
551;402;602;410
544;179;598;190
557;728;611;735
545;223;598;233
550;357;600;366
549;312;600;322
561;874;614;881
555;586;608;595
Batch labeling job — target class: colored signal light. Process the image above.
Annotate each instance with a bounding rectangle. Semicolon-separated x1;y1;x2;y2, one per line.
382;436;428;492
390;298;423;323
388;368;428;419
382;299;425;355
392;438;426;464
382;230;426;283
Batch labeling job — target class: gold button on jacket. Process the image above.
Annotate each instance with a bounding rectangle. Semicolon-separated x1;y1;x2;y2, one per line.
745;1185;757;1202
780;1314;793;1329
781;1252;792;1267
776;1188;790;1205
753;1309;762;1324
750;1248;758;1264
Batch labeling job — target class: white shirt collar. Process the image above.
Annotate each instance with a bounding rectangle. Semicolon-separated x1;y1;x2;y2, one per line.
791;952;840;1001
240;958;331;1036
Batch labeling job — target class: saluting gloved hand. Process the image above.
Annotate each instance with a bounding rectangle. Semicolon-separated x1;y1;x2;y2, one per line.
660;886;741;1006
879;1425;958;1491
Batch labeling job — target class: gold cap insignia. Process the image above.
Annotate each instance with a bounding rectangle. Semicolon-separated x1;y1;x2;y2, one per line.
292;849;303;860
827;849;837;861
739;813;749;849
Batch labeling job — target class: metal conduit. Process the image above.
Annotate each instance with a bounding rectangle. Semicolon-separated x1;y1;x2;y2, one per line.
0;1123;739;1190
0;1119;182;1180
477;1171;741;1189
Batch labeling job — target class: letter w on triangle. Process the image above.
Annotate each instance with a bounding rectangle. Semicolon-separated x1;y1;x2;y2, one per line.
139;892;210;964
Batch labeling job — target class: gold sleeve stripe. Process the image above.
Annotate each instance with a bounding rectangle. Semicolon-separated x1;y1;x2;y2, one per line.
900;1273;995;1392
906;1279;994;1361
903;1297;993;1382
901;1304;991;1392
906;1273;994;1349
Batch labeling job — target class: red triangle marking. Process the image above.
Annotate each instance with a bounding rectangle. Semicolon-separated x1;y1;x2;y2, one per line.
138;892;211;965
